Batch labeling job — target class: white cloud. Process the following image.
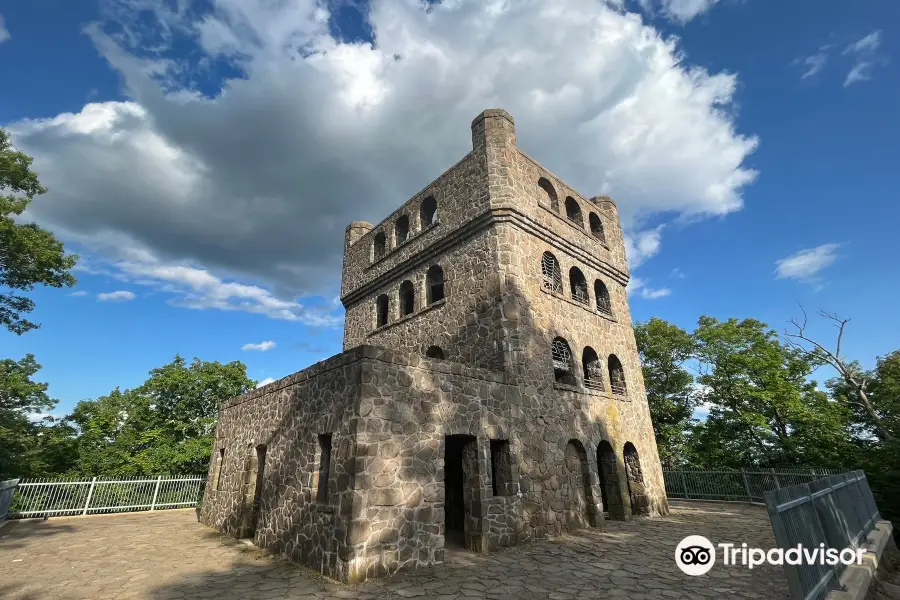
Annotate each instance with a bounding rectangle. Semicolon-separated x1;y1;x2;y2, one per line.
9;0;758;310
97;290;136;301
242;340;276;352
844;61;873;87
638;0;723;23
68;290;89;297
843;31;881;55
0;14;10;43
670;267;685;279
256;377;276;388
842;30;883;87
793;52;828;80
111;257;342;326
626;276;671;299
624;226;665;269
28;412;59;423
774;243;841;283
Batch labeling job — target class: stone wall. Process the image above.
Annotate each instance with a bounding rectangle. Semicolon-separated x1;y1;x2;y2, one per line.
199;350;363;582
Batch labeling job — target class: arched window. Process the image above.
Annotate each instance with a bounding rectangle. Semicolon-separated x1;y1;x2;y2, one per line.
565;197;582;226
376;294;389;328
608;354;627;396
569;267;588;305
420;196;437;228
551;337;576;385
538;177;559;212
395;215;409;246
373;231;386;261
425;345;445;359
589;213;606;244
541;251;562;294
399;280;415;316
594;280;612;316
426;265;445;304
582;347;604;391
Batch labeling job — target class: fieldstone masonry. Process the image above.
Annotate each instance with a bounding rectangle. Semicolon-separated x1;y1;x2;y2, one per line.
201;109;669;583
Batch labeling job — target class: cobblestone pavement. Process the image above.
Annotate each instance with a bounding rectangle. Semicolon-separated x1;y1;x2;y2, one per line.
0;501;789;600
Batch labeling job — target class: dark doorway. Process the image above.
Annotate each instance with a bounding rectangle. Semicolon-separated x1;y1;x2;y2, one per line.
597;440;625;520
444;434;476;550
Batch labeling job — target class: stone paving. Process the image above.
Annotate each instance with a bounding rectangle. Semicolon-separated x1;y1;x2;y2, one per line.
0;501;789;600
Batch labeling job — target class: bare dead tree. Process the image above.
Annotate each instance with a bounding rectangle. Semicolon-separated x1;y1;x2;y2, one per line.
783;306;893;442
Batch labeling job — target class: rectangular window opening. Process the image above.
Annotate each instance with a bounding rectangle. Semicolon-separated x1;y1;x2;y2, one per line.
316;433;333;504
490;439;513;497
214;447;225;491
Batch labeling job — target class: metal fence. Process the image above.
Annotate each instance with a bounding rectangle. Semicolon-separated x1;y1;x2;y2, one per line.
764;470;880;600
663;467;844;504
9;476;205;518
0;479;19;520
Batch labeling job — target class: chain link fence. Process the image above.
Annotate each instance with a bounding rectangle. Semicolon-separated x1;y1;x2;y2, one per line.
663;467;844;504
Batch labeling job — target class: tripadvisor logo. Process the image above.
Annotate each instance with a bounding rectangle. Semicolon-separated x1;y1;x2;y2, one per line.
675;536;866;576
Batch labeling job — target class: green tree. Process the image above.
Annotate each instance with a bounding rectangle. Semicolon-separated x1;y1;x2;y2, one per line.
825;350;900;526
0;354;77;479
634;317;697;468
67;356;255;476
1;128;78;335
687;316;857;469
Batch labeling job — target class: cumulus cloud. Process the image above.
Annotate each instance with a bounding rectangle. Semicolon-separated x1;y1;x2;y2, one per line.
638;0;723;24
68;290;89;297
626;276;671;299
775;244;841;284
97;290;136;301
242;340;276;351
256;377;276;388
842;30;883;87
8;0;758;313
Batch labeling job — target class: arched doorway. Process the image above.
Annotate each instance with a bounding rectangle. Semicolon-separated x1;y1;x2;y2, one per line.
623;442;650;516
564;440;596;529
596;441;626;520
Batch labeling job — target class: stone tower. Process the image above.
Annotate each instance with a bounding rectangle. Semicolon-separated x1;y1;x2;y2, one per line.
201;109;668;584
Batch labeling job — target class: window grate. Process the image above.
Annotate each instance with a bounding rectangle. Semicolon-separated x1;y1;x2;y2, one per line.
596;294;612;315
551;339;571;371
610;374;627;396
542;253;562;293
572;285;589;305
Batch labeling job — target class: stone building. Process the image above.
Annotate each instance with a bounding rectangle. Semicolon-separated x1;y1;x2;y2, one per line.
200;109;669;583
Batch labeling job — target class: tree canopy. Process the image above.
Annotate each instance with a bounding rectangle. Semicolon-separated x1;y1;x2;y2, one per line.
1;128;78;335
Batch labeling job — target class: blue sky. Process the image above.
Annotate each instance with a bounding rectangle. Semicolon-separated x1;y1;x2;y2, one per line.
1;0;898;417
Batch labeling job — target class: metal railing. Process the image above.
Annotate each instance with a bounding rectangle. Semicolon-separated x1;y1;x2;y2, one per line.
764;470;880;600
9;476;205;518
663;467;843;504
1;479;19;520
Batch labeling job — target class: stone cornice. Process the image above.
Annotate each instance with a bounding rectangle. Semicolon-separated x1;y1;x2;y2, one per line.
341;206;630;307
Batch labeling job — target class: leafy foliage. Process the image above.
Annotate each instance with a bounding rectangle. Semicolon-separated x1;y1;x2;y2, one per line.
0;355;78;479
66;356;256;477
0;128;78;335
689;317;857;469
634;317;697;468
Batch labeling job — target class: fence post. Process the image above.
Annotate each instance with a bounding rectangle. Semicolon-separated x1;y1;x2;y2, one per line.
769;468;780;489
82;477;97;516
740;468;752;502
150;476;162;511
680;470;690;499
